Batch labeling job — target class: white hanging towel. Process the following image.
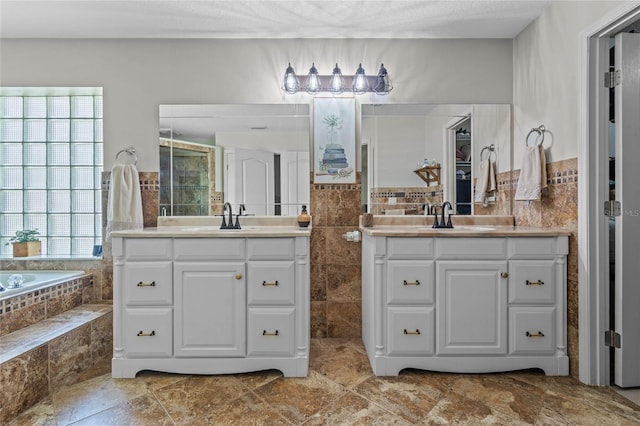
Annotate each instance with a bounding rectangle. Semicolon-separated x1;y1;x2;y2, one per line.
106;163;143;241
514;144;547;201
474;158;497;205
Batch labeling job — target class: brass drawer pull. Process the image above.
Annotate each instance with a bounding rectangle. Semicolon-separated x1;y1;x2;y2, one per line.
526;280;545;286
262;280;279;286
262;330;279;336
403;280;421;286
526;331;545;338
501;272;509;278
403;329;421;335
137;330;156;337
137;281;156;287
235;273;243;280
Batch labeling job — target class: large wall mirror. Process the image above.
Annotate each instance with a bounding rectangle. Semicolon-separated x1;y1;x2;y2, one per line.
361;104;512;216
159;104;310;217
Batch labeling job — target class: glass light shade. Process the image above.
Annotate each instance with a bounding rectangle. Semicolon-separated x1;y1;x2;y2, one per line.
352;63;370;95
283;63;300;94
304;63;321;94
328;63;345;94
373;63;393;95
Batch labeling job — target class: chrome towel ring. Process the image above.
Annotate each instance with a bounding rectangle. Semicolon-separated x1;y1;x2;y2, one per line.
526;125;545;147
115;146;138;165
480;144;496;161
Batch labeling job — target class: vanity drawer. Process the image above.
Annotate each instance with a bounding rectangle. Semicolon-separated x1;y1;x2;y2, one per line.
247;238;294;260
124;261;173;306
125;238;172;261
436;238;507;259
124;308;173;358
386;260;435;305
387;307;435;356
174;238;245;261
509;237;566;259
508;260;556;304
247;308;295;356
247;261;295;305
509;307;556;355
387;238;434;260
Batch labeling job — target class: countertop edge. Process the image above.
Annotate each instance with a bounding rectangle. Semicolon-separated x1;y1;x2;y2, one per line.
358;225;572;237
110;226;312;238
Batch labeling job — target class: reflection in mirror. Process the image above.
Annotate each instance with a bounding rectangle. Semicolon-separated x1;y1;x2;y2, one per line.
159;104;310;217
361;104;511;216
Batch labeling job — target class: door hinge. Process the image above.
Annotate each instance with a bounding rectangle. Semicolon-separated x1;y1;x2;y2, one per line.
604;200;621;217
605;330;621;348
604;70;621;88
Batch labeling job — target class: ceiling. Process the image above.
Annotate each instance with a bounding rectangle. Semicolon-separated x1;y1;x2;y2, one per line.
0;0;551;39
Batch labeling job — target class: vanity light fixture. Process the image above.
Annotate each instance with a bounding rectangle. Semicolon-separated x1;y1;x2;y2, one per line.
304;63;321;95
282;62;392;95
328;63;345;94
352;63;369;95
283;62;300;94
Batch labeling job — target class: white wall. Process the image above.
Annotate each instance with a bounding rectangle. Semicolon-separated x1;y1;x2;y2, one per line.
512;1;626;165
0;38;512;171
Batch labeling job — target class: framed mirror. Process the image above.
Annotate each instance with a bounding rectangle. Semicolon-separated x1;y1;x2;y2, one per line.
361;103;512;216
159;104;310;217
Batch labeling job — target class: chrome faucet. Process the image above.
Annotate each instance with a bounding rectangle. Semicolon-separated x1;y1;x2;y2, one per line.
221;202;234;230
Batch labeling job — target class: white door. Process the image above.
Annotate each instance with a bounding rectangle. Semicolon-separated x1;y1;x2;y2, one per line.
613;32;640;388
279;151;310;217
228;148;275;216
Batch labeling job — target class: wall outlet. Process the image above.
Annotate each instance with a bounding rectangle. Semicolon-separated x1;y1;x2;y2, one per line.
388;197;397;205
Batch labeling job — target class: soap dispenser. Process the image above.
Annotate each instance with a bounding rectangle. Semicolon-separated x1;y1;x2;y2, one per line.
297;205;311;228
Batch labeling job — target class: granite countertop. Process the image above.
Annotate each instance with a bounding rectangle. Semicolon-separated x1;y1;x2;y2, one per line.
358;215;571;237
109;216;312;238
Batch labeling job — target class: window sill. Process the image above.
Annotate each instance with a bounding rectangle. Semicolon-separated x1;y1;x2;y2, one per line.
0;255;103;261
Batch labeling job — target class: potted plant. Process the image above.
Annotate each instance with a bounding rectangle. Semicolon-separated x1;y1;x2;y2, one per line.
6;229;41;257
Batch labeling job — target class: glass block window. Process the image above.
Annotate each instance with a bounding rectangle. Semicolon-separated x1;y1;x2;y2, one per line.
0;89;103;257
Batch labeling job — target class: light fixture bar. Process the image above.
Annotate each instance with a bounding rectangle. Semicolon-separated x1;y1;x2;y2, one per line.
283;63;392;95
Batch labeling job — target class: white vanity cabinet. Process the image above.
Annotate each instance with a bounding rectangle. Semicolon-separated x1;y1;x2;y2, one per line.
362;233;569;376
112;234;310;378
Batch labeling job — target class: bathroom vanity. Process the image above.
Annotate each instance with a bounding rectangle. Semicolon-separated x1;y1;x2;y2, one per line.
360;216;570;376
110;217;310;378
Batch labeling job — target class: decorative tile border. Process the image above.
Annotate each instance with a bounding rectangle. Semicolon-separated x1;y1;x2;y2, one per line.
0;276;92;335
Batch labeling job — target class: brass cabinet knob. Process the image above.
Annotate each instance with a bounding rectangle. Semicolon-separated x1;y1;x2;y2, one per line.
235;273;243;280
501;272;508;278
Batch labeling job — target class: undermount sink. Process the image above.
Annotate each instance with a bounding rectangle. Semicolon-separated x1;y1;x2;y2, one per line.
416;225;496;231
179;226;257;232
454;226;496;231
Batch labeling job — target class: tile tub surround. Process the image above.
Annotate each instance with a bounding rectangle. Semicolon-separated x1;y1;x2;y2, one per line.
0;304;113;424
10;338;640;425
0;274;96;336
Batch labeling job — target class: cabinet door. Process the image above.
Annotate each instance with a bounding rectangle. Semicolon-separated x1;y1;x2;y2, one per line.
436;261;507;355
174;263;245;357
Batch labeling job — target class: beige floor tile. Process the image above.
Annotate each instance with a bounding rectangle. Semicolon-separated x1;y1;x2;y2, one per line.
8;338;640;425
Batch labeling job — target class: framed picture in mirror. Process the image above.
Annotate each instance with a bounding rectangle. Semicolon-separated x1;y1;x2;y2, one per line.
313;97;356;183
